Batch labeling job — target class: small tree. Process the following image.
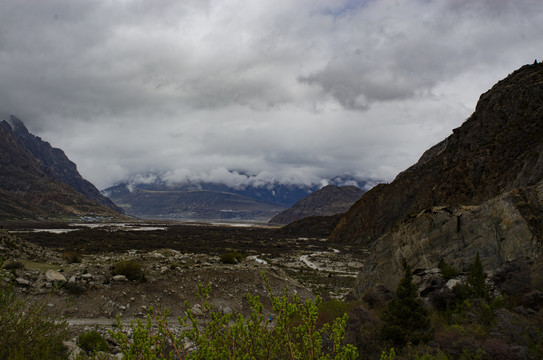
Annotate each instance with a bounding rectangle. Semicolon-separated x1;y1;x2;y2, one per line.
380;262;431;348
466;252;488;300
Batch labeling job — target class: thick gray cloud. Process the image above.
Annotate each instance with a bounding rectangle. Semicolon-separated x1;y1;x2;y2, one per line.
1;0;542;189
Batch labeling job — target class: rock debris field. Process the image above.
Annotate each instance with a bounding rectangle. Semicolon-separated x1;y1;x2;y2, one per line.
0;223;365;342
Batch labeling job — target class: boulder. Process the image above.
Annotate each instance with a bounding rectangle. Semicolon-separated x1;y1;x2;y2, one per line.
45;270;67;285
191;304;204;316
112;275;127;282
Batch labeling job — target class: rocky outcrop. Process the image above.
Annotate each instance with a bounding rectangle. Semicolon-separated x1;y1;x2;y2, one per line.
330;63;543;245
269;185;364;225
352;180;543;297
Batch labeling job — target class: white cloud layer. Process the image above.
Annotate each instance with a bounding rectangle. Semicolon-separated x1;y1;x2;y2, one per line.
1;0;542;189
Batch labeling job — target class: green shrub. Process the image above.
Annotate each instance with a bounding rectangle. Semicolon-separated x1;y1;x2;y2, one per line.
219;251;244;264
317;299;351;326
0;272;68;359
438;259;458;281
3;261;25;270
113;260;145;282
77;330;109;354
110;274;358;359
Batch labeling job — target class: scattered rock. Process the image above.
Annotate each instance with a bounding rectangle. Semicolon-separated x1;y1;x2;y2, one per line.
112;275;127;282
222;306;232;315
445;278;462;290
191;304;204;316
15;277;31;287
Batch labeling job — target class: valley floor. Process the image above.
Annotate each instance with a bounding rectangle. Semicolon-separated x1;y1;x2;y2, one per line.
1;222;366;340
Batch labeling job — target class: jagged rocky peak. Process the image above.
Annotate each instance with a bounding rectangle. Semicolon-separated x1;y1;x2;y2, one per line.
4;114;27;131
0;115;125;220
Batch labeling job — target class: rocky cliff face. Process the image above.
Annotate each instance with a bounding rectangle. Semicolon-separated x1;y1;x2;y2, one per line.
331;63;543;245
0;118;124;221
326;63;543;297
352;180;543;296
2;116;123;213
269;185;364;225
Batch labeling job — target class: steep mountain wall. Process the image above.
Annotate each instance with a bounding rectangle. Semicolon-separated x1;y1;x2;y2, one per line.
331;63;543;245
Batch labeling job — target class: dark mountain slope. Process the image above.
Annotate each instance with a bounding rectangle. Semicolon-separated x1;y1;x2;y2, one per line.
269;185;364;225
0;119;124;221
330;63;543;245
2;116;123;213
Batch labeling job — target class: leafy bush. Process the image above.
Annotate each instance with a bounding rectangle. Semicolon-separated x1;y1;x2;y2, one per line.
61;251;82;264
219;251;244;264
110;274;358;359
0;268;69;359
113;260;145;282
77;330;109;354
317;299;351;326
438;259;459;281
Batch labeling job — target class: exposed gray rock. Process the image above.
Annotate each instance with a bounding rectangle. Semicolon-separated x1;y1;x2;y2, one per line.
191;304;204;316
112;275;127;282
45;270;67;285
354;181;543;296
15;277;31;286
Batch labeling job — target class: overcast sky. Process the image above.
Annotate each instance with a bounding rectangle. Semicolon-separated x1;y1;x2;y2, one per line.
1;0;542;190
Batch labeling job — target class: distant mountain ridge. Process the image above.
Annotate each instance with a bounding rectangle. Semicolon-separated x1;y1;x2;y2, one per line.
0;116;124;221
104;183;286;221
103;175;373;221
269;185;365;224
